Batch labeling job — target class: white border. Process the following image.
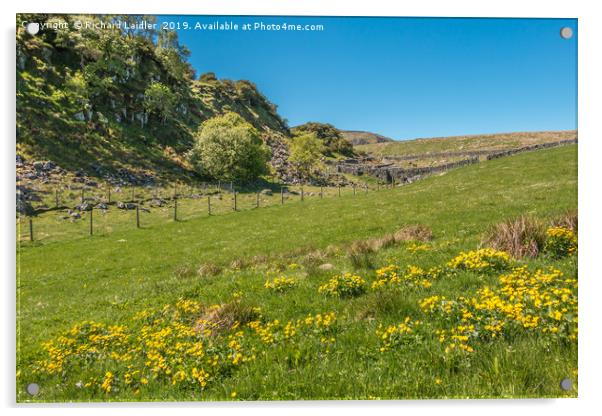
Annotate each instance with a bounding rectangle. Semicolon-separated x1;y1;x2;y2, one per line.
2;1;601;415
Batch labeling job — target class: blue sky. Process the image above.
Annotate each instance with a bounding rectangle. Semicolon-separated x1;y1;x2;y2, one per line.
161;16;577;140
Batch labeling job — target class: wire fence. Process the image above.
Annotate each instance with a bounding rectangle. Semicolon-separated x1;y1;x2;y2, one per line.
17;181;398;245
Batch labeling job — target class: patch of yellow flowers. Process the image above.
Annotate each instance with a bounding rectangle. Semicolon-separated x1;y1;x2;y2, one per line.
419;265;577;354
544;226;577;258
33;296;338;396
264;276;297;292
318;273;366;297
446;248;511;273
376;317;423;352
371;265;443;290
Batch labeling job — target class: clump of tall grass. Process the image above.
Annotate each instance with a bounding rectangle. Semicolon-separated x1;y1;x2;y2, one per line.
197;262;222;278
482;215;547;258
347;240;376;270
393;224;433;243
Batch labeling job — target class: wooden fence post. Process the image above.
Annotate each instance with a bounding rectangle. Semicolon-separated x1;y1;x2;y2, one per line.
256;192;260;208
338;185;341;197
29;217;33;242
320;186;323;199
136;205;140;228
353;185;356;196
233;191;237;211
81;188;85;203
208;196;211;215
365;183;368;194
89;208;93;236
107;187;111;203
281;187;284;205
174;197;178;221
301;186;304;201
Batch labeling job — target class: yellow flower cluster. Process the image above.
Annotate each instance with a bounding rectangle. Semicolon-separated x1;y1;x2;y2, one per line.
376;317;422;352
264;276;297;292
544;226;577;258
446;248;511;273
371;265;443;290
247;312;337;345
33;298;339;396
406;242;431;253
318;273;366;297
420;265;578;354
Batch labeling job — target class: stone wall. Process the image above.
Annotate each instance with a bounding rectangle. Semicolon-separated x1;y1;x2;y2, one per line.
336;138;578;184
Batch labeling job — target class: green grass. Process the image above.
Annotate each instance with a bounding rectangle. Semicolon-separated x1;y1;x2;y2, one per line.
16;145;578;401
356;130;576;157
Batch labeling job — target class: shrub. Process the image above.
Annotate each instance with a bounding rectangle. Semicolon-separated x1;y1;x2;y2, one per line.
482;215;546;258
544;226;577;258
189;112;270;182
318;273;367;298
446;248;512;273
264;276;297;293
288;132;326;181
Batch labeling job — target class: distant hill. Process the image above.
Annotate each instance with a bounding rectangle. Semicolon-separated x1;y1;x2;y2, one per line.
341;130;395;145
355;130;577;157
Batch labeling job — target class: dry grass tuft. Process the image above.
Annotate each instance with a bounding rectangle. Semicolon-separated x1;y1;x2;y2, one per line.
393;224;433;243
197;262;223;278
173;264;195;279
551;209;578;232
347;240;376;270
368;234;397;251
301;250;327;275
194;300;258;335
482;215;546;258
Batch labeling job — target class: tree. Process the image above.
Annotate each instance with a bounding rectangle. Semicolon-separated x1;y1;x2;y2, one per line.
288;132;326;181
189;112;271;182
144;81;177;124
291;122;354;157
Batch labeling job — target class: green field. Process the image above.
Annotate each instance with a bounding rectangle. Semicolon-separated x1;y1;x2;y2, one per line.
16;145;578;401
356;130;576;157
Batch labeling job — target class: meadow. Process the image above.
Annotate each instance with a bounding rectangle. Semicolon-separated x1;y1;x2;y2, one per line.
16;145;578;402
356;130;576;157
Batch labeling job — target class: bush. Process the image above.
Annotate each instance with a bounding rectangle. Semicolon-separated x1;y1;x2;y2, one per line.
483;216;546;258
189;112;270;182
318;273;367;298
544;227;577;259
288;132;326;182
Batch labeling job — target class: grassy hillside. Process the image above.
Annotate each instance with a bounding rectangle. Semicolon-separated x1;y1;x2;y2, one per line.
16;14;288;181
17;145;577;401
340;130;394;145
356;130;576;157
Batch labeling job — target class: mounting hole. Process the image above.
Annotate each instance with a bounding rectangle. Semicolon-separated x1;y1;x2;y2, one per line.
25;23;40;36
560;27;573;40
26;383;40;396
560;378;573;391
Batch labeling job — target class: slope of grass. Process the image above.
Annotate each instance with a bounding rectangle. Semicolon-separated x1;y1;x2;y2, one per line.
16;145;577;401
356;130;576;157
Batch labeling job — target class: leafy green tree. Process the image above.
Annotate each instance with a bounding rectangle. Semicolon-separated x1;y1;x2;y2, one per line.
189;112;270;182
144;81;177;124
288;132;326;181
291;122;354;157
